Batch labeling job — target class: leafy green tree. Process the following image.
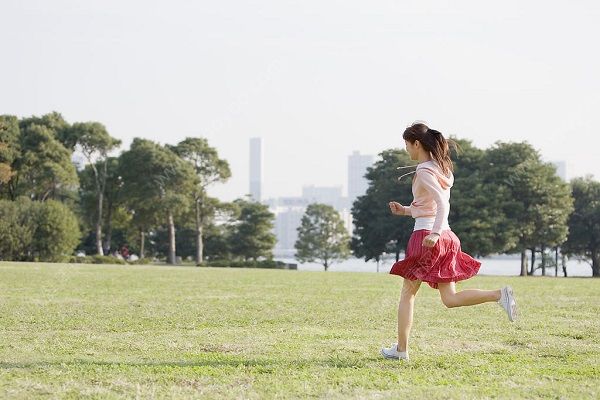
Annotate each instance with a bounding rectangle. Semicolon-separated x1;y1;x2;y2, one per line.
449;139;515;257
229;198;276;261
203;223;233;261
0;116;20;189
351;149;414;264
483;142;573;275
100;157;125;253
18;112;71;148
351;192;388;268
69;122;121;255
119;139;196;264
199;200;240;261
14;124;78;201
79;157;124;254
170;138;231;264
1;113;78;201
563;177;600;277
296;203;350;271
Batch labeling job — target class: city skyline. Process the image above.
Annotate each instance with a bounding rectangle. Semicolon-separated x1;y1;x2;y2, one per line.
265;147;374;255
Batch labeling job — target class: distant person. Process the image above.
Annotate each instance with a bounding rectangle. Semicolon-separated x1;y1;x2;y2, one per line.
120;245;130;260
381;122;518;362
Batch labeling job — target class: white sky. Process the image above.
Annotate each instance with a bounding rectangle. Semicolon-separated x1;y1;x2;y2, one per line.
2;0;599;201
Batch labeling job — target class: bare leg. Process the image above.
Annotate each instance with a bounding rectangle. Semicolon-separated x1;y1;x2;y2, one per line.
397;279;421;352
437;282;501;308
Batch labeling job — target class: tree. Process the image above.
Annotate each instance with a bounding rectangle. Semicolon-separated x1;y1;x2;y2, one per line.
483;142;573;276
203;223;232;261
351;149;414;265
449;139;515;257
1;113;79;202
69;122;121;255
170;138;231;265
201;200;240;261
296;203;350;271
14;124;78;201
79;157;124;255
100;157;125;254
229;198;276;261
119;139;196;264
18;112;71;149
0;116;20;190
351;193;389;269
563;177;600;277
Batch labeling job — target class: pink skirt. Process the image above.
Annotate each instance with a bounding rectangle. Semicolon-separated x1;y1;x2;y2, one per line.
390;229;481;289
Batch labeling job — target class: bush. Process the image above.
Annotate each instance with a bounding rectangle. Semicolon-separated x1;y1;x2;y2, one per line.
203;259;292;269
68;256;93;264
203;259;233;268
0;199;34;261
90;255;127;265
128;258;154;265
0;198;80;262
68;255;127;265
31;200;80;262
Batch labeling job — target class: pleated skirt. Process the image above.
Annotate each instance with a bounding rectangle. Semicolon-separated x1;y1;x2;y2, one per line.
389;229;481;289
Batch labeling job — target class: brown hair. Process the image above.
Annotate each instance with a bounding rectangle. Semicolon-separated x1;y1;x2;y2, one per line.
402;122;457;176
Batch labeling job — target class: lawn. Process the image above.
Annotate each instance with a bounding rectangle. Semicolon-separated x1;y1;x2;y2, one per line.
0;262;598;399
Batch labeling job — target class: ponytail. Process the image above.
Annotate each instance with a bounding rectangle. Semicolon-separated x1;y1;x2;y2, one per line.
402;123;458;176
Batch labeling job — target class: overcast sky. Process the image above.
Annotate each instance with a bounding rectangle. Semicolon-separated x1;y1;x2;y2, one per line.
2;0;599;201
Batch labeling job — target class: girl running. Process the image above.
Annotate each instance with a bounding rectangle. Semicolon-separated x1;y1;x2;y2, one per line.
381;122;517;361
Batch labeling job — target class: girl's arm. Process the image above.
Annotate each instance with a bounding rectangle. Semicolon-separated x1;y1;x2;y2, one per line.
417;170;449;236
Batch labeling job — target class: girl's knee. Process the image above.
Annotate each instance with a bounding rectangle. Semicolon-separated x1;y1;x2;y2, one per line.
440;293;458;308
401;279;421;295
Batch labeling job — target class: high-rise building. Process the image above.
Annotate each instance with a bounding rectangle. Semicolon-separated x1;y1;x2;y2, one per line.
249;137;262;201
348;151;374;206
302;185;344;211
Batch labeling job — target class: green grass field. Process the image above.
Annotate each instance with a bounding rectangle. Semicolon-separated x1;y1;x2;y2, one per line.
0;262;598;399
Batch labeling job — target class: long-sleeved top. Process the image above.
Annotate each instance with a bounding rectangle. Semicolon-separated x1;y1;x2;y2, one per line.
402;160;454;235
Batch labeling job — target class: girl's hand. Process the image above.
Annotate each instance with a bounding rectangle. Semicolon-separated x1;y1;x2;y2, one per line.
423;233;440;248
389;201;405;216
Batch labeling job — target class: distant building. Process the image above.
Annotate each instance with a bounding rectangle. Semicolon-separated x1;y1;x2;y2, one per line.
302;185;344;211
265;197;311;257
249;137;262;201
348;151;374;207
267;151;374;257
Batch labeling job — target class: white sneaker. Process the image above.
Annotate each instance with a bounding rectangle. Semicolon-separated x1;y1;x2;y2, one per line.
498;286;518;322
380;343;409;361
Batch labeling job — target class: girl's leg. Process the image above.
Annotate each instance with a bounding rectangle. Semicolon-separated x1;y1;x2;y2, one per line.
437;282;500;308
397;278;421;352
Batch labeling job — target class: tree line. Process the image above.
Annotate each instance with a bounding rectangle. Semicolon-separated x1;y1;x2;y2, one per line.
294;139;599;278
2;112;599;277
0;112;276;264
350;140;600;277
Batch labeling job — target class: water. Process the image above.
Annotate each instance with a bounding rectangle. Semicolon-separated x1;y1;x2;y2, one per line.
277;255;593;277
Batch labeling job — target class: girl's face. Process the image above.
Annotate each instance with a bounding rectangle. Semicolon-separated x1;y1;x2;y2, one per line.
405;140;419;160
